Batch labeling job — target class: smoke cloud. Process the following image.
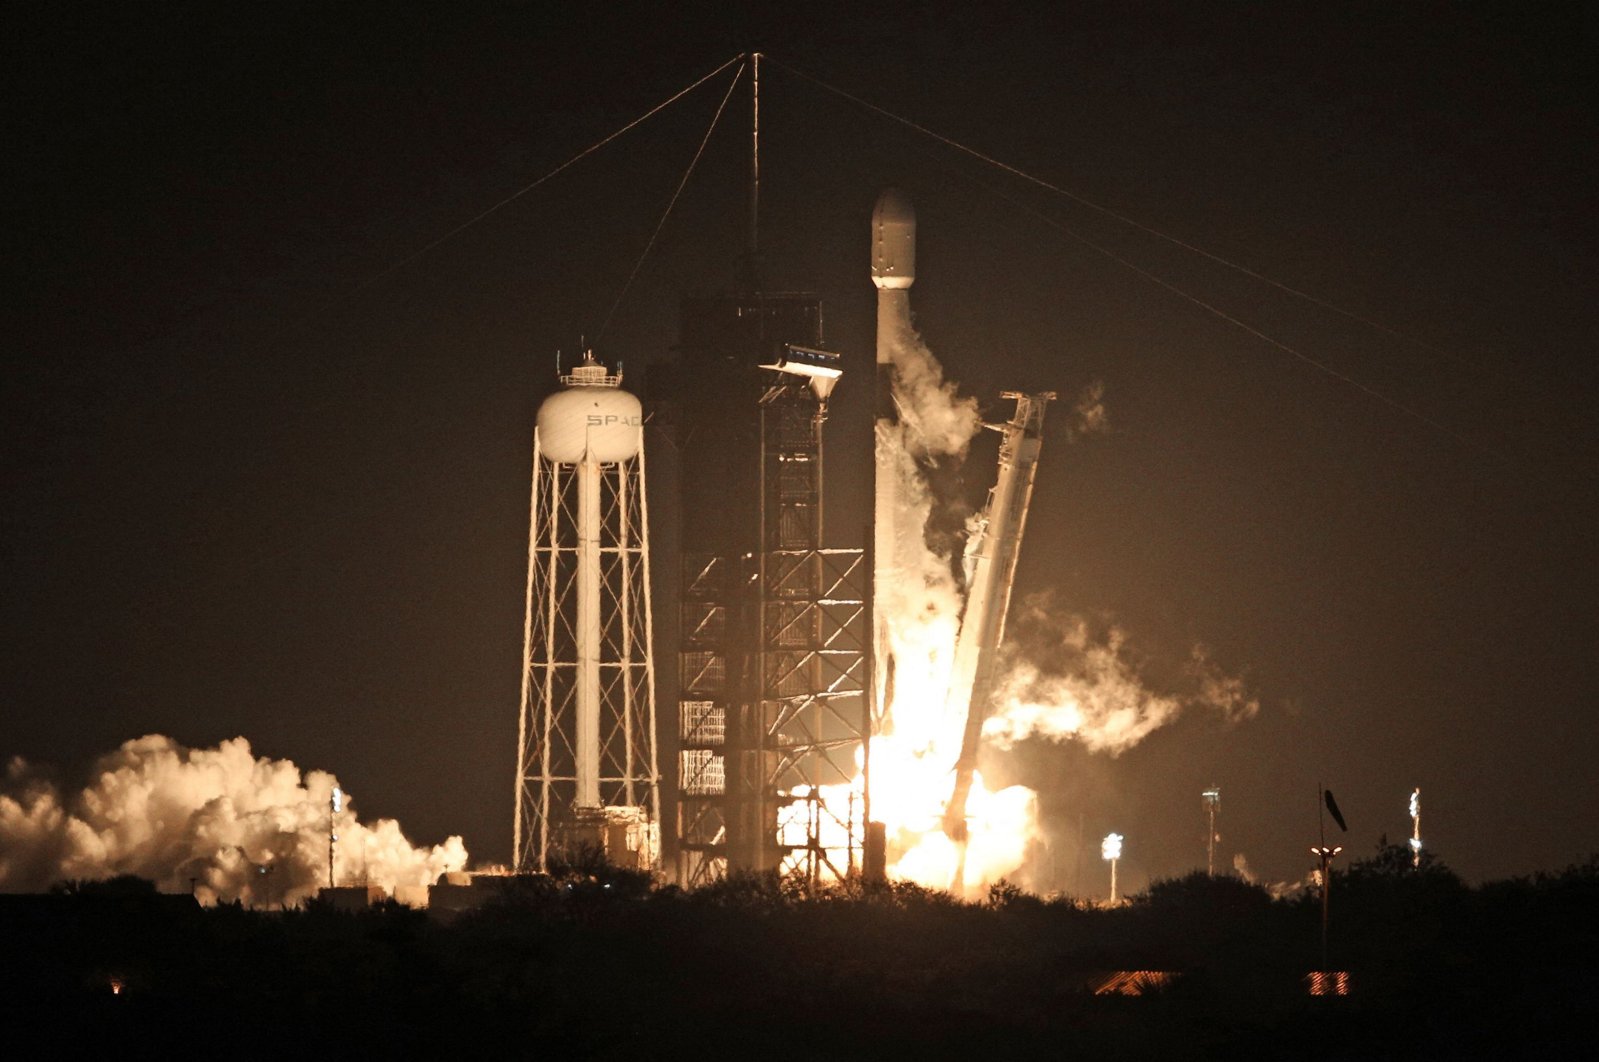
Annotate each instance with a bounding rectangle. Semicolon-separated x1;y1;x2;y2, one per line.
1234;852;1312;900
884;314;982;461
0;735;466;905
983;596;1258;755
870;306;1256;893
879;315;984;757
1064;380;1108;441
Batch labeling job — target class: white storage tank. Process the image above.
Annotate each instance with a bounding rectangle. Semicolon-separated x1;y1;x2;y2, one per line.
536;356;641;463
516;348;661;875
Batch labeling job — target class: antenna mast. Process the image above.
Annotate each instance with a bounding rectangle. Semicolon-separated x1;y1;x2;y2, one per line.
747;51;761;281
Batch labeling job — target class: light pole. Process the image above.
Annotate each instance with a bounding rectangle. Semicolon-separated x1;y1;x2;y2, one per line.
1202;786;1220;876
1310;844;1342;969
1409;788;1422;869
329;786;342;890
1102;832;1123;905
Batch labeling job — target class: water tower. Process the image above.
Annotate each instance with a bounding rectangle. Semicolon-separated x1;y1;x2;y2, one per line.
514;352;661;872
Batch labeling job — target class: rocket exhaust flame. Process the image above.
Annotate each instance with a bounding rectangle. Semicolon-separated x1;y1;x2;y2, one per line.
0;735;466;905
871;189;1033;894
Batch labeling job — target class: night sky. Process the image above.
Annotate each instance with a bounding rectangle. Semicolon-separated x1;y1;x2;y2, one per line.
7;2;1595;890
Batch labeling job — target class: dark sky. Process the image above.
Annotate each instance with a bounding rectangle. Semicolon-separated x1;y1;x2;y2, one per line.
6;1;1595;889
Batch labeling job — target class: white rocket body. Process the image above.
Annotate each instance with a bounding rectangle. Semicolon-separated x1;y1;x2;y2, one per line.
871;189;915;725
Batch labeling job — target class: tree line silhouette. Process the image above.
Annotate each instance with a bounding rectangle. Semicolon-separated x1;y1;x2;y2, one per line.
3;843;1592;1057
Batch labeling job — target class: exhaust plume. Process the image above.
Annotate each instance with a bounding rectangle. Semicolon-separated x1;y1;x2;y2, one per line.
983;598;1258;755
0;735;466;905
878;315;984;756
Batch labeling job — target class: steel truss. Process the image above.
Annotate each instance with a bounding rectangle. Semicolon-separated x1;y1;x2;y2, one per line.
515;430;661;872
676;375;866;889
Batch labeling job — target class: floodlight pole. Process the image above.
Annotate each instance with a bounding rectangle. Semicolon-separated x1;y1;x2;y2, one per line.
1311;844;1342;969
1202;786;1220;877
328;787;342;891
1410;787;1422;869
1101;832;1123;905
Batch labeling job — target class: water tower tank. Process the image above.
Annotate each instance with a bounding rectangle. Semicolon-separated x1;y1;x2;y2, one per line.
536;358;642;463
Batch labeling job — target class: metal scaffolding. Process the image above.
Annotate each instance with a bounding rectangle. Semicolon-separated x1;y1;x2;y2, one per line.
669;308;866;888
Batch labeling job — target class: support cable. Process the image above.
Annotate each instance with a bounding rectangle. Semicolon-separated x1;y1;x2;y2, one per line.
768;57;1456;356
769;56;1499;457
595;58;747;342
357;53;746;291
984;177;1498;457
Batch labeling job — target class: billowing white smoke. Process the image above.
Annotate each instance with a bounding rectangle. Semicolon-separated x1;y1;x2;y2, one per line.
1234;852;1312;900
888;320;982;460
872;308;1255;894
983;597;1258;755
0;735;467;906
878;310;983;759
1064;380;1108;441
872;305;1032;893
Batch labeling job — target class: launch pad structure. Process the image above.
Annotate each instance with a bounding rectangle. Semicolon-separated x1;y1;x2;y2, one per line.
668;295;870;888
512;57;1061;893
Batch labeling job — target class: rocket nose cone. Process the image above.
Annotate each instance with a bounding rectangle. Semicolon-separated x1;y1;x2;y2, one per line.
871;187;916;288
873;187;915;228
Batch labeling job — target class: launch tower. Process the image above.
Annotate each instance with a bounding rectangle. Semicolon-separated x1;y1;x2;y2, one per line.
669;296;869;888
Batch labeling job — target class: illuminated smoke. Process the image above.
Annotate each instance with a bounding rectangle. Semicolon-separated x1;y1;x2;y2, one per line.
878;314;981;761
1064;380;1108;441
983;599;1257;755
872;316;1039;894
882;310;982;461
0;735;466;905
871;318;1253;896
1234;852;1312;900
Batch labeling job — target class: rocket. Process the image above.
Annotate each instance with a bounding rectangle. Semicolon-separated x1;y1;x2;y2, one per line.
871;189;915;725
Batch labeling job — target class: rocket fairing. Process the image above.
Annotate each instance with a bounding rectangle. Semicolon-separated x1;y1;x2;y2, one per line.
871;189;915;725
872;188;916;290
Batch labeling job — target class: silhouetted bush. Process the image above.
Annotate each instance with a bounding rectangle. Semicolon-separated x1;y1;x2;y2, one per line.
49;874;160;897
6;858;1597;1055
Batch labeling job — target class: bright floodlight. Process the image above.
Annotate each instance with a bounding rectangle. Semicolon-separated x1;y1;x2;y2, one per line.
1102;832;1123;861
1409;787;1422;866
